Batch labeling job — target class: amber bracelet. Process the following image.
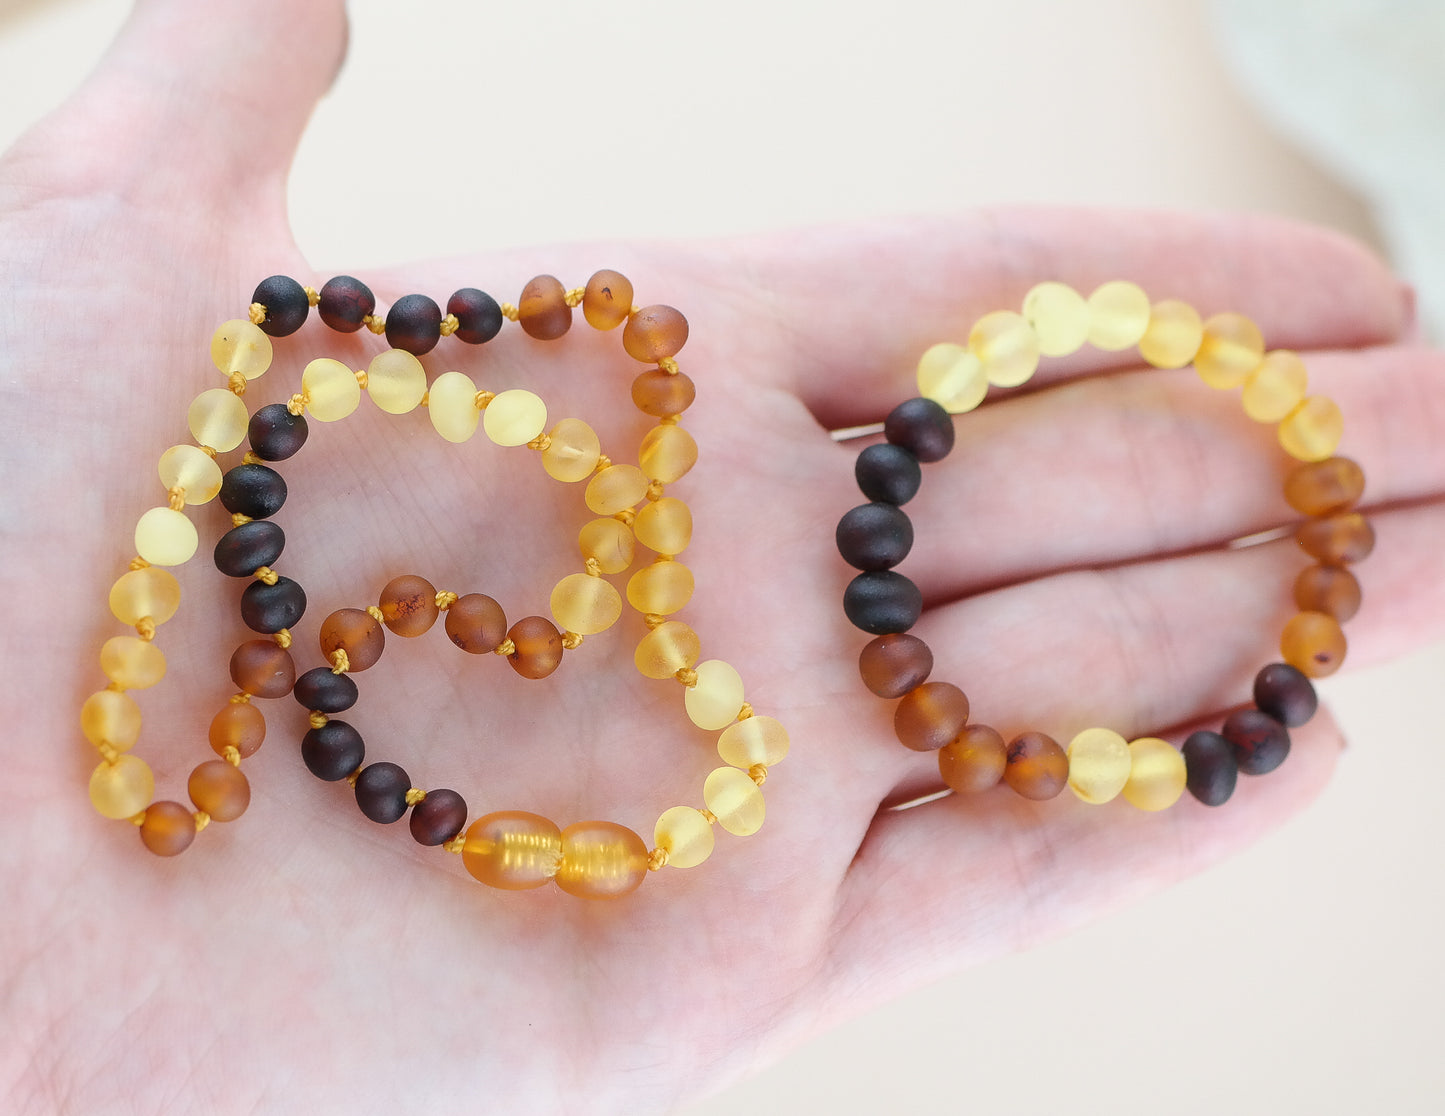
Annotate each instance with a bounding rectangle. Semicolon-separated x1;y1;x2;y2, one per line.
836;281;1370;809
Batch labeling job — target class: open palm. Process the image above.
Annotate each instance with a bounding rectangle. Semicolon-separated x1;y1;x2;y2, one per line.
5;2;1444;1113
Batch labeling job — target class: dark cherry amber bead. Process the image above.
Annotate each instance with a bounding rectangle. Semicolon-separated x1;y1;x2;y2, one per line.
1221;709;1290;776
318;275;376;333
410;788;468;846
884;397;954;463
220;463;286;519
302;719;364;781
229;639;295;698
139;800;196;857
507;616;564;679
447;288;504;344
855;443;922;505
1253;662;1317;728
240;576;307;633
247;403;309;461
1293;564;1361;622
355;762;411;824
252;274;309;337
1295;512;1375;564
378;574;439;637
445;593;508;654
836;502;914;571
1182;730;1237;805
1283;456;1364;517
858;633;933;698
1004;732;1069;800
631;369;696;417
622;305;688;362
214;520;284;577
385;293;443;355
517;275;571;340
320;608;385;671
939;724;1008;793
894;682;970;752
843;571;922;635
293;667;359;713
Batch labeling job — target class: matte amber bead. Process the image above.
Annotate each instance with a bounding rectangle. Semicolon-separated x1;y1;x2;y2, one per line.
1253;662;1318;728
109;566;181;626
1182;730;1237;806
409;788;467;846
1221;709;1290;776
301;357;361;422
916;341;987;413
354;761;411;824
550;572;622;635
209;701;266;759
578;516;635;574
938;724;1007;793
1137;299;1203;369
685;659;745;730
631;370;696;417
1021;281;1089;357
626;559;694;615
638;423;697;484
428;370;481;444
320;608;385;672
555;821;649;899
1242;350;1308;422
1120;737;1186;811
89;755;153;819
1004;732;1068;800
158;444;223;504
100;635;166;690
1066;727;1131;804
717;715;790;767
623;305;688;362
134;507;198;567
378;574;439;637
81;690;142;751
318;274;375;333
635;620;700;679
139;801;196;857
188;760;250;822
507;616;564;679
1278;396;1344;462
366;348;427;415
858;633;933;699
1280;611;1347;678
969;310;1039;388
462;811;562;889
654;806;715;868
585;464;649;515
1293;563;1361;622
582;269;633;330
517;275;571;340
633;496;692;555
1283;456;1365;516
541;419;602;482
1085;280;1150;351
445;593;508;654
1296;512;1375;564
229;639;296;698
1195;313;1264;389
893;682;970;752
210;318;273;377
188;387;249;453
703;766;765;835
483;388;547;447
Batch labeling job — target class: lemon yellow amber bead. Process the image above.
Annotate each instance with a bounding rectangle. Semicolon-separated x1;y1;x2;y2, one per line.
550;572;623;635
916;342;988;414
635;620;700;679
81;689;142;751
1242;350;1308;423
134;507;198;567
428;370;482;443
1137;299;1204;369
1086;281;1150;351
718;714;790;768
586;464;648;515
1021;281;1090;357
89;755;154;819
1195;313;1264;389
703;767;765;836
555;821;649;899
634;496;692;556
301;357;362;422
158;445;223;505
578;517;635;574
684;659;746;730
100;636;166;690
1066;727;1131;804
483;388;547;447
109;566;181;626
969;310;1040;388
187;388;249;452
638;424;698;484
654;806;715;868
1278;396;1344;462
461;811;562;890
366;349;427;414
541;419;601;482
626;559;694;615
210;320;272;380
1121;737;1187;811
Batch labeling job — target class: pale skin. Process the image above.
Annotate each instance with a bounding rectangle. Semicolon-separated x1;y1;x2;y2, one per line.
4;1;1445;1113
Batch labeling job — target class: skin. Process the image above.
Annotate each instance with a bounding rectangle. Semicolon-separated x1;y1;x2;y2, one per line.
3;1;1444;1112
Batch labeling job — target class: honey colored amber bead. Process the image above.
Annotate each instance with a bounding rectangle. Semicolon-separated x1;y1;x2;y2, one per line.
366;348;427;415
555;821;649;899
1022;281;1090;357
158;444;223;504
585;464;649;515
507;616;564;679
210;319;272;380
229;639;296;697
1121;737;1186;811
542;418;603;482
654;806;715;868
81;689;142;751
100;636;166;690
635;620;700;679
209;701;266;758
578;516;635;574
518;275;571;340
858;633;933;699
1278;396;1344;462
89;755;154;819
135;507;198;567
1066;727;1131;804
1283;456;1365;516
109;566;181;626
623;305;689;362
639;424;697;484
1294;563;1361;622
703;766;765;836
583;269;634;330
969;310;1040;388
894;682;970;752
378;574;439;637
685;660;745;730
938;724;1007;793
188;388;249;452
1086;281;1150;351
139;801;196;857
1137;300;1203;369
301;357;361;422
320;608;385;672
483;388;547;447
717;715;790;768
462;811;562;889
188;760;250;822
427;370;481;443
1195;313;1264;389
550;572;622;635
445;593;508;654
1242;350;1308;422
1296;512;1375;564
1004;732;1069;800
632;369;697;417
1280;610;1347;677
634;496;692;556
626;559;694;615
916;342;988;414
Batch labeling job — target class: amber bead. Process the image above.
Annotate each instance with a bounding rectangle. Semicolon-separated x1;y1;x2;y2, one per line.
583;269;634;330
555;821;649;899
354;762;411;824
447;287;503;344
507;616;563;679
252;274;308;336
631;369;696;417
1221;708;1290;776
320;608;385;672
209;702;266;759
89;755;153;819
517;274;571;340
1278;397;1344;462
1253;662;1317;728
634;620;701;679
704;767;766;835
1283;456;1364;516
855;443;922;506
717;715;790;767
240;576;307;633
214;520;284;578
884;397;954;463
462;811;562;889
894;682;970;752
410;788;467;846
293;666;359;713
622;305;688;362
938;724;1007;793
627;559;694;616
302;719;364;781
100;636;166;690
843;571;922;635
1195;312;1264;389
579;517;635;575
445;593;508;655
857;633;933;698
81;690;141;751
1280;610;1347;678
1182;730;1237;805
318;275;375;333
1004;732;1069;800
1296;512;1375;565
219;463;286;519
638;424;697;484
385;293;443;355
378;574;439;637
633;497;692;556
139;801;196;857
836;502;914;571
247;403;309;462
1121;737;1187;811
1294;564;1361;622
654;806;715;868
229;639;296;698
1065;727;1131;804
188;760;250;822
109;566;181;627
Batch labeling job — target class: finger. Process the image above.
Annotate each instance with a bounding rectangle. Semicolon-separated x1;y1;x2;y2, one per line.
740;209;1411;429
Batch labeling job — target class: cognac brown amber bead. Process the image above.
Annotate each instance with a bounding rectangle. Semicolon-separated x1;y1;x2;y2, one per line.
445;593;508;654
1293;564;1361;622
1295;512;1375;564
582;269;634;330
188;760;250;822
139;801;197;857
1004;732;1069;800
1280;610;1347;678
507;616;564;679
622;305;688;362
320;608;385;671
209;702;266;759
631;369;696;417
517;274;571;340
1282;456;1364;516
938;724;1007;793
858;633;933;699
229;639;296;698
378;574;439;637
893;682;970;752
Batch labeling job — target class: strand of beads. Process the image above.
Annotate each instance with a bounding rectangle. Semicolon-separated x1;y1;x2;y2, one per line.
836;280;1368;812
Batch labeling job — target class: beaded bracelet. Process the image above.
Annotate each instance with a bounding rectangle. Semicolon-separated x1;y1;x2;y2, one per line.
836;281;1370;810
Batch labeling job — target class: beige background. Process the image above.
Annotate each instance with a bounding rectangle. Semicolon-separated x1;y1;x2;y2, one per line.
4;1;1441;1112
